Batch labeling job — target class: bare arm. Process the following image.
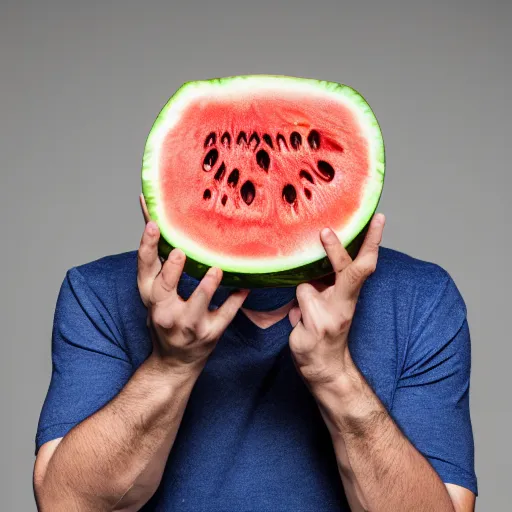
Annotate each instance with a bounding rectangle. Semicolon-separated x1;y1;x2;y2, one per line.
34;355;198;511
289;215;475;512
313;357;474;511
34;198;248;511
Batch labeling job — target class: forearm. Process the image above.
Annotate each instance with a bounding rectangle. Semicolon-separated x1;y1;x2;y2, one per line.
38;355;198;511
313;353;454;512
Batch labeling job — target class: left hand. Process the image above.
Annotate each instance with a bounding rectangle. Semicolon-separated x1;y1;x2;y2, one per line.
288;213;386;387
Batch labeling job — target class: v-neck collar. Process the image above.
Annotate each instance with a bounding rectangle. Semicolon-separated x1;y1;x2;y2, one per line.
230;308;292;351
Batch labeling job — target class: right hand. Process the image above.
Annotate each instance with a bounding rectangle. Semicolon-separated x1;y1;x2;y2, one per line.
137;194;250;375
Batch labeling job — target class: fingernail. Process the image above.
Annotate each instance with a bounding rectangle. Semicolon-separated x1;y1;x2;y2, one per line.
146;222;158;236
321;228;335;242
374;213;385;226
207;267;218;278
170;249;184;261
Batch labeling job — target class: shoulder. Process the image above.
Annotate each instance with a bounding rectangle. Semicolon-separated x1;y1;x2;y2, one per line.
377;246;453;285
374;246;467;340
375;246;464;309
71;250;139;286
376;247;468;362
59;250;140;325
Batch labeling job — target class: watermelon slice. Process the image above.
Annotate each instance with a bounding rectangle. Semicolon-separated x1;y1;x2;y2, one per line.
142;75;385;287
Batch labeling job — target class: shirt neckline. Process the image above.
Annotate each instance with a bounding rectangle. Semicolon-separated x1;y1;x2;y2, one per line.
230;308;293;351
178;273;293;351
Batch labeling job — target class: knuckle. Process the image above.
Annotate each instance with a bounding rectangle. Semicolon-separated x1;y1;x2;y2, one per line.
158;269;174;291
177;315;198;335
148;290;158;308
324;318;341;336
215;309;231;327
159;279;173;294
137;248;151;271
296;284;310;302
290;331;314;355
161;262;173;279
347;265;364;285
151;306;169;328
193;286;209;302
289;329;300;347
194;322;209;341
137;285;150;307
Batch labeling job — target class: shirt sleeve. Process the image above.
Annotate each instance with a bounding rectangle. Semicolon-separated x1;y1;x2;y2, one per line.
35;267;134;454
391;270;478;495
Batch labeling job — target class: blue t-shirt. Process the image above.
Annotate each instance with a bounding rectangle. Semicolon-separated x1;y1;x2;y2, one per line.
36;247;477;510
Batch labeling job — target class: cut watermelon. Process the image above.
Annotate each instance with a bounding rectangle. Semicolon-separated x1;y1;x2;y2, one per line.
142;75;385;287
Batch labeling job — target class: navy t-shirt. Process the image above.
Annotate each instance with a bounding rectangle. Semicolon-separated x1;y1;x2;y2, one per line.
36;247;477;510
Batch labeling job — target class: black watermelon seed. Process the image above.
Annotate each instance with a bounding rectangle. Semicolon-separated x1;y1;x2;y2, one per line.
316;160;335;181
299;170;314;183
204;132;216;148
256;149;270;171
276;133;288;151
304;188;312;199
249;132;260;150
221;132;231;147
282;184;297;204
237;131;248;145
227;169;240;187
307;130;320;150
214;162;226;181
290;132;302;149
221;194;228;206
203;189;212;200
203;148;218;171
262;134;273;148
241;180;256;205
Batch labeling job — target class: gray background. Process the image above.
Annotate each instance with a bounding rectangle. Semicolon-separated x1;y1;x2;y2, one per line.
1;0;510;510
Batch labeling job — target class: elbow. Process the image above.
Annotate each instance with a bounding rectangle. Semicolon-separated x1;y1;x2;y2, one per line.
112;478;164;512
33;467;115;512
33;456;54;511
36;473;162;512
33;472;79;512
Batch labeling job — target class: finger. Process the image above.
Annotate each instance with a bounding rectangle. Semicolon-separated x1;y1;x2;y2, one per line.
340;214;385;299
356;213;385;260
186;267;223;319
320;228;352;277
152;248;185;303
139;193;151;224
211;288;250;333
288;304;302;327
288;319;313;356
295;283;317;330
137;221;162;306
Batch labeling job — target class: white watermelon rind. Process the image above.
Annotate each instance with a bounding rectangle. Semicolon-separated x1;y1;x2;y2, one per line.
142;75;385;278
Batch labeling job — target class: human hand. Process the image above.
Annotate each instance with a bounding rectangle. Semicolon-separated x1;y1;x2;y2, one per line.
288;214;385;388
137;194;250;376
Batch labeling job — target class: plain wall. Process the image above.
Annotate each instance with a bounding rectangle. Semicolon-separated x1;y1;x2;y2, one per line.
1;0;510;509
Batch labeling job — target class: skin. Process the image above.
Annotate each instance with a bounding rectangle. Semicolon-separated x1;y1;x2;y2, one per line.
33;195;475;511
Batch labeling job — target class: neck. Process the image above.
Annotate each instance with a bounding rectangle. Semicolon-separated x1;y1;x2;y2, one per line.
241;299;296;329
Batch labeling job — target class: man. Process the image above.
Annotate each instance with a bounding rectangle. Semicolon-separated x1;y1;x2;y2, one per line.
33;194;477;511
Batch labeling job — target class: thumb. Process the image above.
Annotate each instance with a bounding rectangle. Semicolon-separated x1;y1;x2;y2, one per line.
288;305;302;328
211;289;250;334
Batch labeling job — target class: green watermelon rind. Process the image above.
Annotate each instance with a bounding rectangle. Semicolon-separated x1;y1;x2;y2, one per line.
156;220;371;287
142;75;385;287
